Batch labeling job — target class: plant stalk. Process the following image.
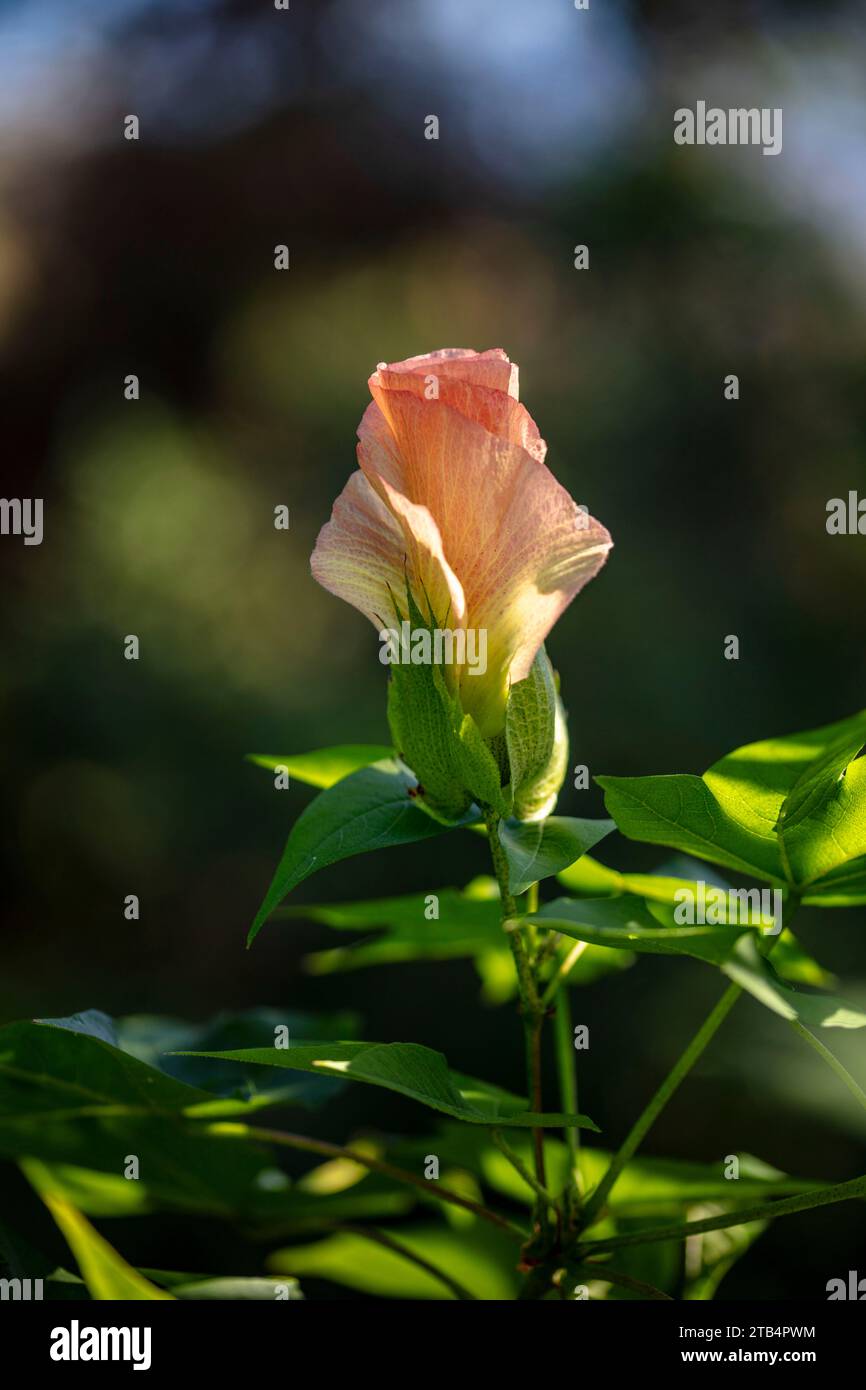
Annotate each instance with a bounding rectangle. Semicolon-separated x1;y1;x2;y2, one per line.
553;982;581;1229
580;1173;866;1255
485;812;547;1194
580;981;742;1229
233;1124;527;1238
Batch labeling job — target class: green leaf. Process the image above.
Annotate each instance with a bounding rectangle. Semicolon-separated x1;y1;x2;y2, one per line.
0;1019;400;1226
269;1223;519;1300
557;855;835;986
782;758;866;891
530;897;863;1028
803;857;866;906
169;1276;304;1300
393;1127;818;1216
290;878;631;1000
580;1151;820;1218
498;817;615;896
286;880;503;975
559;853;736;908
557;853;624;895
0;1018;215;1119
43;1007;358;1109
721;935;866;1030
776;709;866;831
248;760;475;944
247;745;392;788
598;710;866;892
529;896;749;965
23;1160;174;1300
177;1040;598;1131
597;774;786;884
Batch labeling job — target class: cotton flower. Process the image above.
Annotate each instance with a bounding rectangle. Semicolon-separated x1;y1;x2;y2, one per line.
312;348;611;739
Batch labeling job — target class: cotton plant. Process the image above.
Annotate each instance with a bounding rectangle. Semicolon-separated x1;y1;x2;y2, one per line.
4;350;866;1302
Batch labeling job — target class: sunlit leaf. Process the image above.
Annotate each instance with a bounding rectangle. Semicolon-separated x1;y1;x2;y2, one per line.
23;1160;173;1301
248;760;477;944
598;711;866;894
287;882;503;974
269;1223;518;1300
528;896;749;964
178;1040;598;1130
247;744;392;789
721;935;866;1030
498;816;615;895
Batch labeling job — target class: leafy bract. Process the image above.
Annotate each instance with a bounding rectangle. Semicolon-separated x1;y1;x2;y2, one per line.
247;745;392;788
598;709;866;895
178;1040;598;1131
248;759;477;945
506;647;570;820
498;816;615;896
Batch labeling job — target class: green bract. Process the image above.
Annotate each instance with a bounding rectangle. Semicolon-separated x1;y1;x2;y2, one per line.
386;584;569;826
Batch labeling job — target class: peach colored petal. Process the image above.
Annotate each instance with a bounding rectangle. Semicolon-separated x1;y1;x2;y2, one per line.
373;372;545;461
373;474;466;630
376;348;518;399
310;471;406;628
357;389;611;734
310;468;465;637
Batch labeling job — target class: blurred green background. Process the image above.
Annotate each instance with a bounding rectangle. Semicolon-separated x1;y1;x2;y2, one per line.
1;0;865;1296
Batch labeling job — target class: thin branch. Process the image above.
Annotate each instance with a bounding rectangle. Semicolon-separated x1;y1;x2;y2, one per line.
490;1128;556;1207
553;983;581;1227
580;981;742;1228
788;1019;866;1116
541;939;588;1008
485;811;547;1194
234;1124;527;1238
570;1261;673;1300
579;1173;866;1256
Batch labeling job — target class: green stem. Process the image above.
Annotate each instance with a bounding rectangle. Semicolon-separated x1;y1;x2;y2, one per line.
541;939;587;1008
580;890;802;1232
236;1125;527;1238
580;981;742;1229
490;1128;556;1208
553;983;581;1227
485;812;546;1193
579;1173;866;1255
788;1020;866;1115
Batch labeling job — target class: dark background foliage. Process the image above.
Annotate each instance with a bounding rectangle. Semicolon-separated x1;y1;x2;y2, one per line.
2;0;865;1296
